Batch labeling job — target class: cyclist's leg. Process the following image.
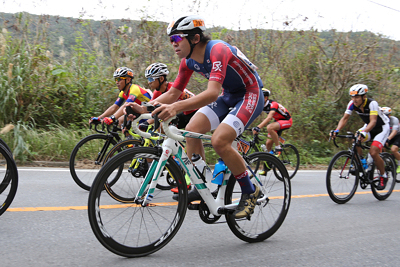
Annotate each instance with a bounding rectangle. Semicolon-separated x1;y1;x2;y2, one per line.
389;136;400;172
266;122;281;149
370;126;389;175
218;87;264;218
185;112;212;161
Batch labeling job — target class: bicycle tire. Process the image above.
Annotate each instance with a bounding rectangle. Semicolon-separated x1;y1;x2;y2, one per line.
225;152;291;242
370;152;396;200
326;151;359;204
0;137;12;154
88;147;188;257
273;144;300;179
0;144;18;216
69;134;119;191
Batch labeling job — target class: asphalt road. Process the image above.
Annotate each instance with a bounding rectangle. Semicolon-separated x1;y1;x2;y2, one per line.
1;168;399;267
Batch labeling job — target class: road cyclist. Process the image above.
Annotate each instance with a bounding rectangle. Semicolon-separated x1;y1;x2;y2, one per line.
144;62;198;191
127;15;266;219
252;88;293;174
330;84;390;190
89;67;152;128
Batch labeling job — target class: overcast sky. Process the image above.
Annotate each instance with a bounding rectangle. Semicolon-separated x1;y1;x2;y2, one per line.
1;0;400;41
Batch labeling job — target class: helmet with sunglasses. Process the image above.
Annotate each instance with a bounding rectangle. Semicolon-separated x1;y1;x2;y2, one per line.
145;63;170;79
167;15;206;36
262;88;271;97
113;67;134;79
349;84;368;96
380;107;392;115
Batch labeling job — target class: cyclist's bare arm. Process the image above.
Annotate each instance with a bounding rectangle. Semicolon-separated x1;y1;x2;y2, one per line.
258;110;275;129
331;113;351;138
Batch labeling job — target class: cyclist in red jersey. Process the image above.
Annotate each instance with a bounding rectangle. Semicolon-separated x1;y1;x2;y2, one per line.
252;88;292;154
125;15;265;219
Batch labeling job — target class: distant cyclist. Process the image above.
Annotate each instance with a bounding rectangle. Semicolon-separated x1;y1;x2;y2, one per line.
381;107;400;173
89;67;152;127
252;88;292;154
331;84;390;190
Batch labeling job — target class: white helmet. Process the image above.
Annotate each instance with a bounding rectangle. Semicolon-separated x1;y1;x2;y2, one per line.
167;15;206;36
349;84;368;96
145;63;169;78
380;107;392;115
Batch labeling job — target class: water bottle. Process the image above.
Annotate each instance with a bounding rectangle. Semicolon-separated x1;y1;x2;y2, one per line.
260;144;268;152
212;158;226;185
360;158;368;170
366;153;373;171
191;154;212;182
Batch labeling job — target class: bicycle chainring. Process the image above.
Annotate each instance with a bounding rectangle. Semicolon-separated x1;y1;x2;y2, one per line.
199;201;221;224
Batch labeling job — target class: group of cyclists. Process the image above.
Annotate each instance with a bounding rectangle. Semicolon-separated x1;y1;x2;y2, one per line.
89;14;398;219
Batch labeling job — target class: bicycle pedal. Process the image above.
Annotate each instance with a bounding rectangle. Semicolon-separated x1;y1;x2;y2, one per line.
188;203;200;210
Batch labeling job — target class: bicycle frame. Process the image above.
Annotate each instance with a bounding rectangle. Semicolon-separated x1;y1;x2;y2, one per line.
333;132;372;182
130;114;267;216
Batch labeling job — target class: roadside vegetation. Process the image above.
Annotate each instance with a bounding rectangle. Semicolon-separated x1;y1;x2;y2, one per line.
0;12;399;166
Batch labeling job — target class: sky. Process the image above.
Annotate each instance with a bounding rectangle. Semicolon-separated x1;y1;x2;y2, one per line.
1;0;400;41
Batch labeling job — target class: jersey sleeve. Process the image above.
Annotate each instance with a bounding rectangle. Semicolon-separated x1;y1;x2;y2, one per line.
151;90;162;100
345;100;354;115
391;116;400;132
172;59;194;92
369;100;379;116
114;91;125;107
208;42;231;84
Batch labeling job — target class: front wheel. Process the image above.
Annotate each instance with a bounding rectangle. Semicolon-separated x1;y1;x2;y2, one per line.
88;147;188;257
69;134;118;191
370;152;396;200
0;144;18;216
326;151;359;204
225;152;291;242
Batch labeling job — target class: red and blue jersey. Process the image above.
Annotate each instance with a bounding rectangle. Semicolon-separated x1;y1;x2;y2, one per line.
172;40;263;94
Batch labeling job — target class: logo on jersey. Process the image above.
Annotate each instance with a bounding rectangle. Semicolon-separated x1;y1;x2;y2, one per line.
209;102;218;109
194;64;200;71
212;61;222;72
233;121;240;128
245;92;256;113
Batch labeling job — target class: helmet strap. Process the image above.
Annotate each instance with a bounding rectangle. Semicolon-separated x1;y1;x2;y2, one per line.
155;77;166;92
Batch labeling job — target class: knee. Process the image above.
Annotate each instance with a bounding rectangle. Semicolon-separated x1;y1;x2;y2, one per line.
211;135;231;154
391;146;398;153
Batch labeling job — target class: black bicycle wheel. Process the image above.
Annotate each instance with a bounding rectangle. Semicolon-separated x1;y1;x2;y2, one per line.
326;151;359;204
0;137;12;154
225;152;291;242
370;152;396;200
88;147;188;257
0;144;18;216
69;134;119;191
274;144;300;179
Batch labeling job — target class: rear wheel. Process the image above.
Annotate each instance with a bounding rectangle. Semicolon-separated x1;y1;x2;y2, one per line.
275;144;300;179
370;152;396;200
326;151;359;204
88;147;187;257
225;152;291;242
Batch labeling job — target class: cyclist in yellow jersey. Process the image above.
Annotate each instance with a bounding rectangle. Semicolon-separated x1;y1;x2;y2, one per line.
89;67;152;126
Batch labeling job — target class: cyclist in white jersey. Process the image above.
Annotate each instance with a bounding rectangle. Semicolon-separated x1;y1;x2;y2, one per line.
331;84;390;190
381;107;400;173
